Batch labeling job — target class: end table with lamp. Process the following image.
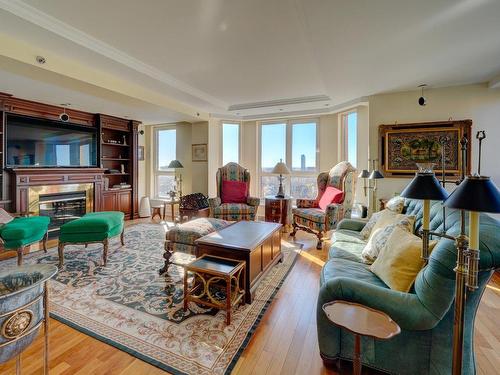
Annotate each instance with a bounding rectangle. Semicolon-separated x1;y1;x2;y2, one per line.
271;159;290;199
167;159;184;198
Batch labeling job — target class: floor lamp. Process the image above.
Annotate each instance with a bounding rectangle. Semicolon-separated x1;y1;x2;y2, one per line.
400;133;500;374
168;159;184;198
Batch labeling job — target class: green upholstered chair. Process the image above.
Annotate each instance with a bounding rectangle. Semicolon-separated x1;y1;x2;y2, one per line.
58;211;125;267
0;215;50;266
317;199;500;374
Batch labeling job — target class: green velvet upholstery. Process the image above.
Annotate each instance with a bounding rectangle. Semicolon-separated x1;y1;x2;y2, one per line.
317;199;500;375
0;216;50;249
58;211;125;267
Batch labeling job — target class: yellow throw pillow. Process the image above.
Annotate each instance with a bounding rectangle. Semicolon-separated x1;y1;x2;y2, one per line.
370;226;437;292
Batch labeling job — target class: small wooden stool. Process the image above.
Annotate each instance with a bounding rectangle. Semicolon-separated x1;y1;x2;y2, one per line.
184;255;245;325
322;301;401;375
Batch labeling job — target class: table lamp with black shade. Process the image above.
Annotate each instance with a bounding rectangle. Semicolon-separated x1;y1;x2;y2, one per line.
272;159;291;198
167;159;184;198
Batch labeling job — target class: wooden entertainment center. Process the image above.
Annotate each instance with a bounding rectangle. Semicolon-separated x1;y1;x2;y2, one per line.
0;92;140;220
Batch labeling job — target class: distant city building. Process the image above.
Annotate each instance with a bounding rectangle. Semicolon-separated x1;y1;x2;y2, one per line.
301;154;306;170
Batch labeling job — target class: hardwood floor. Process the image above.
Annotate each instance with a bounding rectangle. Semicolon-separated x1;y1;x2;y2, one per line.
0;219;499;374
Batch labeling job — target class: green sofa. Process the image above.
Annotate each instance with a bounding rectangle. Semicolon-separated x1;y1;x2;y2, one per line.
0;216;50;265
317;199;500;374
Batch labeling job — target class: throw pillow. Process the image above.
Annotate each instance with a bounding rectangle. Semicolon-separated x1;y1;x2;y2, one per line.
318;186;344;211
0;208;13;224
385;196;405;213
359;210;383;239
221;180;247;204
370;226;437;292
361;214;415;264
367;209;414;242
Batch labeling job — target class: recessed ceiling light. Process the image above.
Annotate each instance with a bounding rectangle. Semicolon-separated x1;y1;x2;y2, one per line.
279;108;283;111
236;112;240;115
36;56;46;64
325;103;330;106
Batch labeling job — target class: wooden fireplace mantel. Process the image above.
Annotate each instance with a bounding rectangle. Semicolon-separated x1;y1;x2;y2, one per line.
7;168;106;213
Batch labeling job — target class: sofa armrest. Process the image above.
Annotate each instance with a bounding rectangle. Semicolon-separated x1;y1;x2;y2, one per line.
296;199;318;208
318;277;442;331
208;197;221;209
247;196;260;207
336;218;367;232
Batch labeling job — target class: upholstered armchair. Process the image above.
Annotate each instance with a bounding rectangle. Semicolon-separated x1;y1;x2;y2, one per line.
208;162;260;221
291;161;356;249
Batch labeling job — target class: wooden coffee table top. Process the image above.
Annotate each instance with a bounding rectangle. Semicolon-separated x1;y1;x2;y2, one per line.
322;300;400;340
195;221;282;251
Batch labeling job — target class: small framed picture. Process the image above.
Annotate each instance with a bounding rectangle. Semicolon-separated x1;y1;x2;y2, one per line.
192;143;208;162
138;146;145;161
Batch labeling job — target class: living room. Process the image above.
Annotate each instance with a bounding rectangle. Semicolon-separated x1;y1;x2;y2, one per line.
0;1;499;375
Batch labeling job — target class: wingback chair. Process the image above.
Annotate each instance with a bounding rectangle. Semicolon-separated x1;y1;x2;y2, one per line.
291;161;356;249
208;162;260;221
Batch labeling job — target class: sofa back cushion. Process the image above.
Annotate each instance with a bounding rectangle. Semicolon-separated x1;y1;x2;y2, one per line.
221;180;247;203
318;186;344;210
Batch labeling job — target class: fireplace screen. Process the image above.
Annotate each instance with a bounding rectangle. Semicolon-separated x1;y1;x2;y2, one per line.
39;191;87;232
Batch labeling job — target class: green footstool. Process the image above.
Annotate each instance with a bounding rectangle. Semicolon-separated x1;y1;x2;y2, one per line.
57;211;125;267
0;215;50;265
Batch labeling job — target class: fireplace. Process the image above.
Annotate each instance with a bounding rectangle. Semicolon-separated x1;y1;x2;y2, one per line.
28;184;93;234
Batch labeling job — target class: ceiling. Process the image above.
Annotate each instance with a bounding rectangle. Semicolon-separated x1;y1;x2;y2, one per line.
0;0;500;122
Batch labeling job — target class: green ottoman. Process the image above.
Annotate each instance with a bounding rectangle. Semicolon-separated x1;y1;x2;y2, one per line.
57;211;125;267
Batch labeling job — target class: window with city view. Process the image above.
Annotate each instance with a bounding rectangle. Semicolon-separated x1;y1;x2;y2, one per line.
343;111;357;167
155;127;176;197
260;120;318;200
222;122;240;165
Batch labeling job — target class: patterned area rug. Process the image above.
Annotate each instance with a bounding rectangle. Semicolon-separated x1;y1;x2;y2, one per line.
0;223;300;375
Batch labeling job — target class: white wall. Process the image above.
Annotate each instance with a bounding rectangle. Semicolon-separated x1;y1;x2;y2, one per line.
367;83;500;203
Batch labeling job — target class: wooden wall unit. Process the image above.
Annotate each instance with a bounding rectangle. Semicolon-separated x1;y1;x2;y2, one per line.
0;92;140;219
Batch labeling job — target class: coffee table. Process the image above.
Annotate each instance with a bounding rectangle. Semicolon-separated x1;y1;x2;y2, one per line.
195;221;282;303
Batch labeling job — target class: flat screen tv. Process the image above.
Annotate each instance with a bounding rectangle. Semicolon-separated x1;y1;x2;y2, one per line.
6;114;97;167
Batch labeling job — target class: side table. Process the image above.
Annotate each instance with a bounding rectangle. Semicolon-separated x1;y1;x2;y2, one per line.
265;196;292;231
322;301;401;375
184;254;246;325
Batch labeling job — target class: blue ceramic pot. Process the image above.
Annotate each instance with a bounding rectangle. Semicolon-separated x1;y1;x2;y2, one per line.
0;264;57;364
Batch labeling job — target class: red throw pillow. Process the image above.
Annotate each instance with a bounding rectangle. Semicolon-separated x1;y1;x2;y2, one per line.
318;186;344;211
221;180;248;204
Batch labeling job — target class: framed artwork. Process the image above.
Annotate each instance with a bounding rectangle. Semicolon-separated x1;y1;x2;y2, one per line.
379;120;472;179
192;143;208;162
138;146;145;161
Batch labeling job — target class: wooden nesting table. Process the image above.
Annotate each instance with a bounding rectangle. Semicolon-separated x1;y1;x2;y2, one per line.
195;221;282;304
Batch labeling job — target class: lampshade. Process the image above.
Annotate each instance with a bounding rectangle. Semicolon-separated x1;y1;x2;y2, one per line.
444;176;500;213
358;169;370;178
167;160;184;169
400;172;449;201
368;170;384;179
271;160;291;175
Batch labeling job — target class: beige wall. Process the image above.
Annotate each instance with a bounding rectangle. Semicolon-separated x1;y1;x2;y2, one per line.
191;121;209;195
367;83;500;205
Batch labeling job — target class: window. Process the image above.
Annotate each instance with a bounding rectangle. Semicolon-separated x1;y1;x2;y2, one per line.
260;120;318;200
342;111;357;167
55;144;70;166
155;127;176;197
222;122;240;165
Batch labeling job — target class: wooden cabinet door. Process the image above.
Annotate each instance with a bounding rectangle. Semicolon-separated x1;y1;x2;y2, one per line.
102;193;116;211
118;191;131;216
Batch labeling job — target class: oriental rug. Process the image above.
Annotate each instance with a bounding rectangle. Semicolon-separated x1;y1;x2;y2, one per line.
0;223;300;375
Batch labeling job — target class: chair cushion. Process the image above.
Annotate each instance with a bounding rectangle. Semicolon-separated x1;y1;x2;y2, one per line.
221;180;247;203
61;211;124;234
0;216;50;241
328;240;366;263
166;218;231;245
292;207;326;223
212;203;256;216
318;186;344;210
320;257;387;289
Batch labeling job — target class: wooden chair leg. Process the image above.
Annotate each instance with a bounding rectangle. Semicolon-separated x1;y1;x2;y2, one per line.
316;231;324;250
16;247;24;266
57;243;65;268
120;228;125;246
102;239;109;266
290;222;298;237
43;231;49;253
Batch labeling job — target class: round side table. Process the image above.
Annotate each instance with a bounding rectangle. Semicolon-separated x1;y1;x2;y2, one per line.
322;301;401;375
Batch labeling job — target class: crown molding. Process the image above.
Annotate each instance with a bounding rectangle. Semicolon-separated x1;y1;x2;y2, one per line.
228;95;330;111
0;0;227;109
